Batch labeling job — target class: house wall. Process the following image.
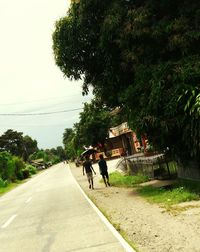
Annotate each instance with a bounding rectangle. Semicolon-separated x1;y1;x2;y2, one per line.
106;136;124;150
133;132;141;152
105;132;140;156
105;122;142;157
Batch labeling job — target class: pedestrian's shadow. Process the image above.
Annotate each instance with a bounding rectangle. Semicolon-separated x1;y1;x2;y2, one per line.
92;187;107;191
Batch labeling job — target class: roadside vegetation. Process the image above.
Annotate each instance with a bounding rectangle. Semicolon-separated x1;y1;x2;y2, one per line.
108;172;200;207
0;129;67;196
53;0;200;180
0;151;37;195
108;171;149;187
0;180;25;196
138;184;200;206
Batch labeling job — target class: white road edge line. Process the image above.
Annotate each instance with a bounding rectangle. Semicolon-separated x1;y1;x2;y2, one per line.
25;197;32;203
1;214;17;229
68;165;136;252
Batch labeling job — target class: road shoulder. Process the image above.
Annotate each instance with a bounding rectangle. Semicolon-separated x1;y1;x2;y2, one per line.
69;162;200;252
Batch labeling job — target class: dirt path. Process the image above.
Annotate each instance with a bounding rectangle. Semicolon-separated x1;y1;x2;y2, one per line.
69;161;200;252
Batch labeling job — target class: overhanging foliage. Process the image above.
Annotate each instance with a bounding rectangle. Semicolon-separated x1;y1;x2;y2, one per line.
53;0;200;160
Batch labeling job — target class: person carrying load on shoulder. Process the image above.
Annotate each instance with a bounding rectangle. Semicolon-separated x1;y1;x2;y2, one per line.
82;155;96;189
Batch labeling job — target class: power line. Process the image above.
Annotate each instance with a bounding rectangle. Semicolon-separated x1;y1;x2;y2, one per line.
0;93;91;106
0;108;83;116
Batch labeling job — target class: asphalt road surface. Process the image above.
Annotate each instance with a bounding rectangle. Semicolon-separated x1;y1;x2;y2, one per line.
0;163;134;252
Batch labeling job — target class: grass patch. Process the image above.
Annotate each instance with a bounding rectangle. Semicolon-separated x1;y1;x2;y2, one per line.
164;204;200;215
108;171;149;187
137;178;200;207
176;179;200;193
0;173;40;197
0;180;25;196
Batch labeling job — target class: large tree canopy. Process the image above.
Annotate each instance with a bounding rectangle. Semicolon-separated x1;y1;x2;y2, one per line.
53;0;200;160
23;135;38;160
0;130;25;158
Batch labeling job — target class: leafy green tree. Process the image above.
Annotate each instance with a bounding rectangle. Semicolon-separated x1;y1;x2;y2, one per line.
0;130;38;161
0;152;29;183
56;146;66;161
53;0;200;162
178;87;200;158
62;100;111;159
63;128;78;159
13;156;26;180
75;100;111;147
0;152;16;182
63;128;74;146
23;135;38;157
29;150;49;162
43;148;61;164
49;148;57;156
0;130;25;158
29;148;64;165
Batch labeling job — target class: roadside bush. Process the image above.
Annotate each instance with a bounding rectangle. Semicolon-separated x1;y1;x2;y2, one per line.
0;151;16;182
13;156;25;180
29;150;49;163
26;165;37;175
15;170;24;180
0;177;8;188
51;156;60;164
22;168;30;179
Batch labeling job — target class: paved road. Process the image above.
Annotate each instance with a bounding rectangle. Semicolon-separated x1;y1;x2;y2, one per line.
0;163;134;252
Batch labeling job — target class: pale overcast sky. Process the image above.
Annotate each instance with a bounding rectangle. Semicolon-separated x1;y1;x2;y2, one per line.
0;0;92;149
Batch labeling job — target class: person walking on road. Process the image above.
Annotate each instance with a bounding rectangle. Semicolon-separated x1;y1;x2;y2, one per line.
98;154;110;187
83;155;96;189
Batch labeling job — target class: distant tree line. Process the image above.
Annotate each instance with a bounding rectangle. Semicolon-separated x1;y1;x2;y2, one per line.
0;129;67;187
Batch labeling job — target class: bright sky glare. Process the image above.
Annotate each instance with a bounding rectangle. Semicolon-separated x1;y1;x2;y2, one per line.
0;0;92;149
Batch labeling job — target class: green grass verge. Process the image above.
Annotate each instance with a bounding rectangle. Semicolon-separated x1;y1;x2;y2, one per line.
137;179;200;206
107;172;200;207
0;171;42;196
108;171;149;187
0;180;25;196
177;178;200;193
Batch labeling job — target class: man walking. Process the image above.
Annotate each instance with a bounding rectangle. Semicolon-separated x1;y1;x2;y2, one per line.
83;155;96;189
98;154;110;187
